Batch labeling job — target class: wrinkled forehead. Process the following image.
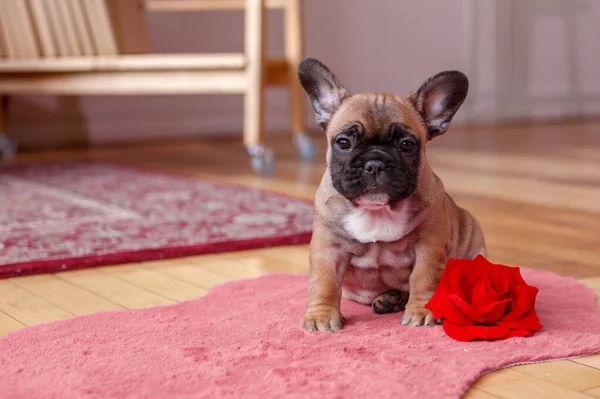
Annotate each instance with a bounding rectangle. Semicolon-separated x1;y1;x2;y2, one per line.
326;93;427;139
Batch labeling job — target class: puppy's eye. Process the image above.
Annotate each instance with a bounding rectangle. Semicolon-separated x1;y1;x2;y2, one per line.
336;137;352;151
399;139;416;152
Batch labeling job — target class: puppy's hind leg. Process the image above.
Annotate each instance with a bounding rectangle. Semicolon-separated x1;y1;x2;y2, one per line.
372;290;409;314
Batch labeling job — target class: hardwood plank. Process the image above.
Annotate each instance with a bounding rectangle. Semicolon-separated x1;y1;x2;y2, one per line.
156;254;266;281
581;277;600;293
580;278;600;308
487;234;600;269
513;360;600;391
585;386;600;398
0;280;74;325
485;247;599;279
438;167;600;214
429;150;600;187
0;311;25;336
57;269;174;309
146;260;235;290
472;368;592;399
10;274;124;315
479;214;600;252
572;355;600;371
224;246;310;274
101;264;207;302
201;257;266;280
463;388;504;399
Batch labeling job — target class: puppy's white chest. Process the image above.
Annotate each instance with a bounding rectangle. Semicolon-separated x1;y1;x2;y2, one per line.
343;207;411;243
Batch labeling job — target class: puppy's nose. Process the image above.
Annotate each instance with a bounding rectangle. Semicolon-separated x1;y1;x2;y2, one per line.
364;160;385;175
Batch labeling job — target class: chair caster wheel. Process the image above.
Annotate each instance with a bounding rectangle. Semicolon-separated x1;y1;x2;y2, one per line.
0;134;16;159
247;144;277;176
293;132;318;161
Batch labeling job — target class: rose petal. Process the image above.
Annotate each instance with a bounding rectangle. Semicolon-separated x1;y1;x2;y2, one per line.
426;292;473;325
449;293;486;323
425;292;444;317
471;274;507;309
469;257;499;294
480;261;534;298
526;285;540;301
428;259;460;309
443;321;511;342
478;298;513;323
503;265;529;287
488;271;510;298
473;255;493;266
502;286;531;321
425;288;448;319
498;310;543;331
438;259;458;290
447;257;491;301
470;277;491;310
447;259;470;300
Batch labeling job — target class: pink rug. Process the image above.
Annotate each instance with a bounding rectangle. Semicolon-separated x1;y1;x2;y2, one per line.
0;161;313;278
1;269;599;398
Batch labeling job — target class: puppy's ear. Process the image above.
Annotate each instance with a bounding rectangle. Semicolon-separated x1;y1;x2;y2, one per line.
408;71;468;140
298;58;350;130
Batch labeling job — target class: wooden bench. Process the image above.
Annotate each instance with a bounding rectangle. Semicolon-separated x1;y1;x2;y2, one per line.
0;0;314;174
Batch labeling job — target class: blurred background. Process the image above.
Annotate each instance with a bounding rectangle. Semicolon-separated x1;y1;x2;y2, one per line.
5;0;600;150
1;4;600;394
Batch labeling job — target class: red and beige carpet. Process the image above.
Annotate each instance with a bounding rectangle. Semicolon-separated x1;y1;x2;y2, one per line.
0;269;599;398
0;161;314;278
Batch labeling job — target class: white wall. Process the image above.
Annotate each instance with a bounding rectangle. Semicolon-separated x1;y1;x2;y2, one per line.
7;0;600;149
464;0;600;122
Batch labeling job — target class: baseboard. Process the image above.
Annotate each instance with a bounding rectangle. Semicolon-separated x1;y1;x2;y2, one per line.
9;93;598;151
8;101;311;150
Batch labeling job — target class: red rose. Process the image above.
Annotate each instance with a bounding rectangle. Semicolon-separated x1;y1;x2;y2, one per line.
425;255;543;342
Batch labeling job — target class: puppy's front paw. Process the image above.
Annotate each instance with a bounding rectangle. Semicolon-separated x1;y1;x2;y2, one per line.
301;306;343;333
401;302;438;327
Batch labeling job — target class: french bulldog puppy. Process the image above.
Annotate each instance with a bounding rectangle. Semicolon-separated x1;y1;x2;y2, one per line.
298;58;486;333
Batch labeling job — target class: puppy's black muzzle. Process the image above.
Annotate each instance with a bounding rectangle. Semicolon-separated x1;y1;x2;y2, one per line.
357;149;395;183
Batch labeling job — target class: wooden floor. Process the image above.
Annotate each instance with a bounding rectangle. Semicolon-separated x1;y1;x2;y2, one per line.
2;120;600;398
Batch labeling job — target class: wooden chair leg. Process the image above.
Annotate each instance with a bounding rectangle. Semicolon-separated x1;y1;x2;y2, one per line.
285;0;317;161
244;0;275;174
243;0;265;148
285;0;304;135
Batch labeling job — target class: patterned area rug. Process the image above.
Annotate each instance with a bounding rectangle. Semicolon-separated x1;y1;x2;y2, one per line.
0;161;314;278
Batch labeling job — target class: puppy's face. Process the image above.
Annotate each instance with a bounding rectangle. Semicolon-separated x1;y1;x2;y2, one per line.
298;58;468;208
325;94;424;206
